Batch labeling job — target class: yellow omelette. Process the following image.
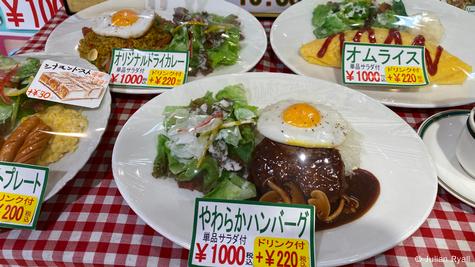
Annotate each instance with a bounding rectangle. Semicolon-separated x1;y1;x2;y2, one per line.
300;27;472;85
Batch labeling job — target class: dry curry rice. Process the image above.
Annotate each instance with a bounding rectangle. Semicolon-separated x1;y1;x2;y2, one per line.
77;17;173;72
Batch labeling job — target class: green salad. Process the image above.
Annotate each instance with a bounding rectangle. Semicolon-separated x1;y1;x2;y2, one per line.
312;0;408;38
167;8;242;76
152;84;258;200
0;56;42;133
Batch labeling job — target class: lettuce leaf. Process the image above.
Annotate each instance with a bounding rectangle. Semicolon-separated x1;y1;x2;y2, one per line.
163;106;189;130
314;15;350;38
228;125;255;163
152;134;196;178
153;84;258;199
233;102;258;121
311;0;407;38
189;91;215;111
153;134;221;193
0;101;13;124
0;56;17;71
204;172;256;200
16;58;41;80
216;126;241;147
215;84;247;104
312;3;351;38
207;26;240;68
374;10;399;28
166;26;189;51
189;25;207;75
170;8;242;75
176;156;220;192
392;0;408;16
152;134;170;177
337;0;372;26
312;4;333;29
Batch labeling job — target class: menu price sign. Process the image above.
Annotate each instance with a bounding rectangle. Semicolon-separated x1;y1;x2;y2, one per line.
226;0;301;16
27;60;109;108
0;0;63;30
109;49;189;91
0;162;48;229
189;199;315;267
342;42;429;87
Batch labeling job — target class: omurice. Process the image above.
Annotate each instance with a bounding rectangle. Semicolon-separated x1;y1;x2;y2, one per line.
300;27;472;85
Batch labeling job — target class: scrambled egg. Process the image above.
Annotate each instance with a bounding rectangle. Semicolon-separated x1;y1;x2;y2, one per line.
37;105;88;165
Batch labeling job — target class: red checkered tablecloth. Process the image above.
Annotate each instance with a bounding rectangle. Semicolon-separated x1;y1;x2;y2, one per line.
1;8;474;266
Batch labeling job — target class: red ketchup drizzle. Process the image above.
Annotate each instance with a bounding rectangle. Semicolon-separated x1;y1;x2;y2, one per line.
384;29;402;45
317;32;346;58
353;28;377;43
338;32;345;56
412;35;443;76
316;28;444;76
317;34;337;58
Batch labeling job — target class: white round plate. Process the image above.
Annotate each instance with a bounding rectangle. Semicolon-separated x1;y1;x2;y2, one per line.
418;110;475;207
112;73;437;266
270;0;475;108
14;53;111;200
45;0;267;94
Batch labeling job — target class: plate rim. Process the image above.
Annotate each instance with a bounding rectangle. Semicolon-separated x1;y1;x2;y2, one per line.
269;0;475;108
112;72;438;266
418;109;475;208
44;0;267;95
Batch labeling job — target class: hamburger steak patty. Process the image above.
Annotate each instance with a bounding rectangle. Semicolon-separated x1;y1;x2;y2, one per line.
249;138;348;202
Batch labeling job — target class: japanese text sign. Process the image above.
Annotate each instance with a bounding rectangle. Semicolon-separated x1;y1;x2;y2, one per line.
342;42;429;87
188;199;315;267
28;60;109;108
0;162;48;229
0;0;62;30
109;49;189;91
225;0;301;17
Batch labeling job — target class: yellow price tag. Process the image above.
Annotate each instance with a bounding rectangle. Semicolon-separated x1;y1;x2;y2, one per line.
146;69;185;87
253;237;310;267
385;66;425;85
0;192;37;225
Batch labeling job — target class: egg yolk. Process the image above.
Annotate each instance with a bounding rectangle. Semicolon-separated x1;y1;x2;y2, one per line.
112;9;139;26
282;103;321;128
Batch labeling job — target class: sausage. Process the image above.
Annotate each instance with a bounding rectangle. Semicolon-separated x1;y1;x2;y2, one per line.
13;121;51;165
0;116;41;162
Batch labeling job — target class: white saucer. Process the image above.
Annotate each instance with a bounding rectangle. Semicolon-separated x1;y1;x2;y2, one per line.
418;110;475;207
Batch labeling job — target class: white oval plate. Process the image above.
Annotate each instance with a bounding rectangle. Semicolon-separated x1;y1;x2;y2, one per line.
45;0;267;94
270;0;475;108
14;52;111;200
112;72;437;266
418;110;475;207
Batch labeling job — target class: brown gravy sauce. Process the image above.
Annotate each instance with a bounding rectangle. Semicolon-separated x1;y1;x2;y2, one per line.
316;27;443;76
317;168;380;230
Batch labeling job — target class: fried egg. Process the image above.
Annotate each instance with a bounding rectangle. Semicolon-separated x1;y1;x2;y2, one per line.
92;9;154;38
257;100;350;148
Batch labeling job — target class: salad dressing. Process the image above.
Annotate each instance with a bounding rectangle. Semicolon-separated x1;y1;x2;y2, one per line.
316;28;444;76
